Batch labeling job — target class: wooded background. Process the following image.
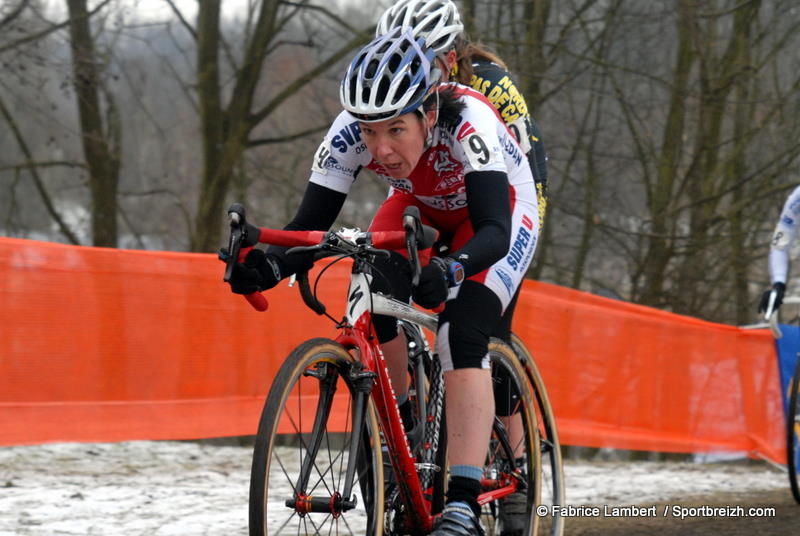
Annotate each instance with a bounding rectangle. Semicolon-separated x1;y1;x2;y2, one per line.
2;0;799;325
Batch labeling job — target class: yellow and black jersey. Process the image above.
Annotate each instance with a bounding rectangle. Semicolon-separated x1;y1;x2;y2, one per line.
470;57;548;228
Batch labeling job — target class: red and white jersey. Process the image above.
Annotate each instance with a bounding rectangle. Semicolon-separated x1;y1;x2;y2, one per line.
309;83;538;225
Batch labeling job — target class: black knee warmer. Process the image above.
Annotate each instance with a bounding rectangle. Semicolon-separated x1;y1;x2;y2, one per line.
438;281;502;370
364;251;412;343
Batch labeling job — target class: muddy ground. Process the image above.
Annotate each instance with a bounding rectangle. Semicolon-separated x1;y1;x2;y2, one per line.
1;441;798;535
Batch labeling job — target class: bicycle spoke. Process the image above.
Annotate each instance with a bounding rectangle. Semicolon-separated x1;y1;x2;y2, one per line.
272;448;295;490
339;512;356;535
273;510;299;535
304;512;325;535
309;437;346;497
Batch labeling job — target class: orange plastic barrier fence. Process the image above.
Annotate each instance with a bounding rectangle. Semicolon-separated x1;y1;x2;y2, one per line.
514;283;784;463
0;237;785;463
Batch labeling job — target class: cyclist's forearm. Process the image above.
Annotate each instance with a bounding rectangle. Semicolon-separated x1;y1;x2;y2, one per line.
453;171;511;277
769;248;789;285
266;181;346;277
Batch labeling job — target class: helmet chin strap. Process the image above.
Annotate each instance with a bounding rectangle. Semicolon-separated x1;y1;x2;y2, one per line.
422;80;442;149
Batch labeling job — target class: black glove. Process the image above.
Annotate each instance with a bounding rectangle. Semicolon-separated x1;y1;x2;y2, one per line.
225;249;282;295
758;282;786;314
412;258;450;309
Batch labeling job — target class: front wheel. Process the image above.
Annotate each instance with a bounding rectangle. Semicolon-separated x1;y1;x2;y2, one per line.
249;338;384;535
788;354;800;504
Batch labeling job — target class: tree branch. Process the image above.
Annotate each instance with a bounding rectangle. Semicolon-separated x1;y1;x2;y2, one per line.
0;95;81;244
249;30;370;126
164;0;196;40
0;0;112;55
0;0;30;30
280;1;364;34
247;124;329;147
0;161;86;173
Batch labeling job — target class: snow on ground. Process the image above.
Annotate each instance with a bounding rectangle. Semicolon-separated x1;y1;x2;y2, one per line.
0;440;788;535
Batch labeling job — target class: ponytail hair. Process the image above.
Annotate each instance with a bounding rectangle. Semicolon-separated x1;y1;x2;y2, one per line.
452;36;508;85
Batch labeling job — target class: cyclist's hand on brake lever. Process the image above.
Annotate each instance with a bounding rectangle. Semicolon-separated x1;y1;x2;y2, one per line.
412;257;463;309
758;281;786;316
222;249;282;295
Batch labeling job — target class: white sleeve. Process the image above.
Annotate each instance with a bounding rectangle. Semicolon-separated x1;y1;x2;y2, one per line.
769;185;800;284
769;249;790;285
308;111;371;194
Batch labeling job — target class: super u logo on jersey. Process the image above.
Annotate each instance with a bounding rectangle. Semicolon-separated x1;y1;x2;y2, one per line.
507;214;536;271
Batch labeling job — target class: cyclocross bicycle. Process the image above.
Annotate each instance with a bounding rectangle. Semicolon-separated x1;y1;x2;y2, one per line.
221;203;565;535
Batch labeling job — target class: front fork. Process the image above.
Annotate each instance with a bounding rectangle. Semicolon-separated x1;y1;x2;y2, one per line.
285;361;376;516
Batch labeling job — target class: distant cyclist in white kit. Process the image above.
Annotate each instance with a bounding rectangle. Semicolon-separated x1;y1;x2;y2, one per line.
760;185;800;317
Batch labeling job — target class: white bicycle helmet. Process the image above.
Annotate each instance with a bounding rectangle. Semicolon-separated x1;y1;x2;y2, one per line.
340;28;440;122
376;0;464;55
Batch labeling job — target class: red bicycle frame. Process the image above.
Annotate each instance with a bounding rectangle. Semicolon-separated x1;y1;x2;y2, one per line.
236;224;521;533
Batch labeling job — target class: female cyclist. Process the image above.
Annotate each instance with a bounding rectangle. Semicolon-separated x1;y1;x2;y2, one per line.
227;29;539;535
377;4;548;532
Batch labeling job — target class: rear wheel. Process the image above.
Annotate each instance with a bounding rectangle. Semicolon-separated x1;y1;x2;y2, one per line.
481;339;543;536
249;338;384;535
788;354;800;504
510;334;565;535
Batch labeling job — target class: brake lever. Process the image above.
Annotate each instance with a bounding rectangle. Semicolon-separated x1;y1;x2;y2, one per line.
222;203;268;312
223;203;246;283
764;289;778;321
403;206;423;286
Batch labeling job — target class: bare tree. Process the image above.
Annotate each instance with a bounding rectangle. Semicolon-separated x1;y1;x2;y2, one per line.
188;0;373;252
1;0;115;245
471;0;800;323
66;0;119;247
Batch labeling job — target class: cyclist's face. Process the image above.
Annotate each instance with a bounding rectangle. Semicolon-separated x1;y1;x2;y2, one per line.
359;111;435;178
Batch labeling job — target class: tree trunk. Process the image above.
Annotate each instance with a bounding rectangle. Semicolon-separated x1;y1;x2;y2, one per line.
66;0;120;247
636;0;695;307
521;0;551;111
191;0;283;253
461;0;477;39
189;1;368;252
672;0;760;317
